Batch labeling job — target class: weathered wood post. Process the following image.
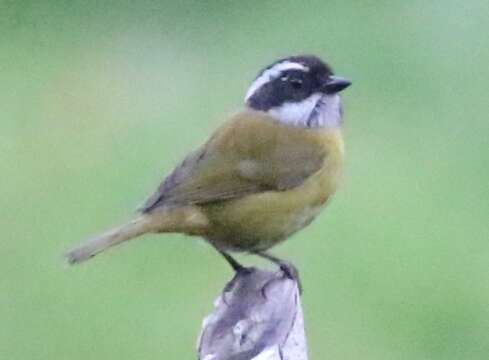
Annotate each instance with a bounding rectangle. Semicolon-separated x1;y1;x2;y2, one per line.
198;267;307;359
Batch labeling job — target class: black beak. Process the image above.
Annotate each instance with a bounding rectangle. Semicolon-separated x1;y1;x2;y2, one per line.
323;75;352;94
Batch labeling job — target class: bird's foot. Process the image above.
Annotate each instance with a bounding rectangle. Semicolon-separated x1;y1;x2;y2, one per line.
254;252;303;294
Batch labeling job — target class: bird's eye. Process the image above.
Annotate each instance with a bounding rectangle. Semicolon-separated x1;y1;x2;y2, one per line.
289;78;303;89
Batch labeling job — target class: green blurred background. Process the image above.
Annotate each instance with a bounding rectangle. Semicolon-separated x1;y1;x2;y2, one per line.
2;1;489;359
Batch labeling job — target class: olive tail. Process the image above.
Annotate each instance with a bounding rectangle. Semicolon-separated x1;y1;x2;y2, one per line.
65;215;155;265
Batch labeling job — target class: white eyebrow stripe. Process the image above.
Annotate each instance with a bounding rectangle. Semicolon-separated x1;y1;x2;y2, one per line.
245;61;309;101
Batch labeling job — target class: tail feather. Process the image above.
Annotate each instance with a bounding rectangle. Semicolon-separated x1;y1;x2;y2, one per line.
65;215;154;265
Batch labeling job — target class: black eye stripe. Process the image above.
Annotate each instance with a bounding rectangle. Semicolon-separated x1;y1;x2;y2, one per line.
290;79;303;89
246;55;334;111
279;76;303;87
280;69;307;78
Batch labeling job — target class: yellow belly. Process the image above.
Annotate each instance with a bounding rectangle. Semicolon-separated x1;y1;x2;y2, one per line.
202;130;343;252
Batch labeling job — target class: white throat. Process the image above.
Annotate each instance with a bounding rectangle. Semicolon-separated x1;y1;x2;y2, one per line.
267;94;342;129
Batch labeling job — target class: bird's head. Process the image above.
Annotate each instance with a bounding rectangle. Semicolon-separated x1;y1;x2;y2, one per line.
245;55;351;128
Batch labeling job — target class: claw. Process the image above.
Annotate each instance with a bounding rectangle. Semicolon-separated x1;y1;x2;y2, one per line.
253;252;303;294
222;266;255;305
278;262;302;294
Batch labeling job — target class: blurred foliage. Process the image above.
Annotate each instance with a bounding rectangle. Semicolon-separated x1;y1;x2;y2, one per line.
1;1;489;359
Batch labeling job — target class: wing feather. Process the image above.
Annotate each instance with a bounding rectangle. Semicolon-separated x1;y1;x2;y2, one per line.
140;110;327;213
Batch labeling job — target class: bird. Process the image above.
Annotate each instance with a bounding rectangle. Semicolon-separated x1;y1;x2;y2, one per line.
66;54;351;275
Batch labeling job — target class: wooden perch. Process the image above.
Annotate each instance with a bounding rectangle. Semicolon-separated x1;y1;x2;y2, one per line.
197;267;308;360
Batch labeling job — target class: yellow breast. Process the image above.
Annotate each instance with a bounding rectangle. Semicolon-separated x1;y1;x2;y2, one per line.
202;128;344;252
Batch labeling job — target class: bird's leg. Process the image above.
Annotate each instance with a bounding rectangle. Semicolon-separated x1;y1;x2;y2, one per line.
218;250;248;273
216;250;255;304
254;251;302;293
209;241;248;273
